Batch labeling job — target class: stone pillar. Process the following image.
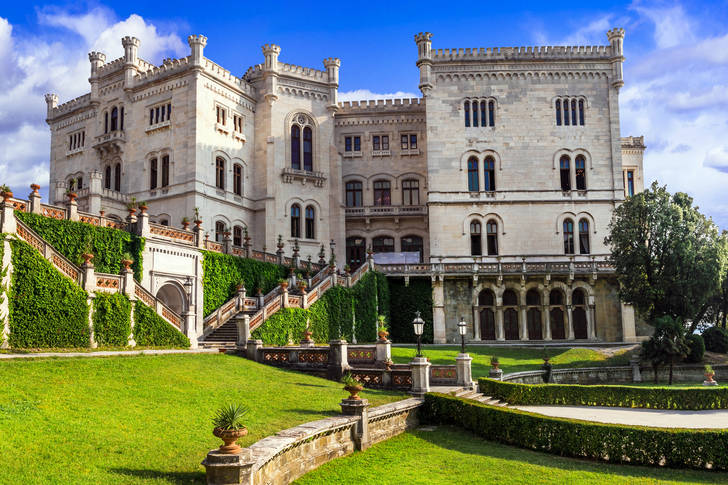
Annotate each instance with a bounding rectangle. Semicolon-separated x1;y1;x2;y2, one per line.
81;259;96;294
328;339;349;381
375;339;391;366
432;280;446;344
66;198;79;222
88;171;103;214
246;339;263;362
236;315;250;348
472;305;481;341
281;285;289;308
630;354;642;383
340;398;370;450
456;353;473;388
620;302;637;342
29;184;42;214
587;303;596;340
0;200;16;234
519;305;528;340
0;238;13;349
566;305;575;340
194;222;205;249
223;232;232;254
202;448;254;485
121;264;136;347
136;210;150;238
495;305;505;341
410;356;431;396
184;308;198;349
236;285;246;312
543;305;552;340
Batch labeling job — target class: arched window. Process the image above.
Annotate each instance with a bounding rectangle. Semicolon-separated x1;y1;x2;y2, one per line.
104;165;111;189
150;158;158;189
481;101;487;127
161;155;170;187
563;219;575;254
549;289;566;339
578;219;590;254
502;289;519;340
346;236;366;269
402;179;420;205
303;127;313;171
372;236;395;253
467;157;479;192
575;155;586;190
401;235;424;262
114;163;121;191
484;156;495;191
464;101;470;127
472;100;478;127
233;226;243;247
233;164;242;196
571;99;577;126
486;220;498;255
77;176;83;190
578;99;585;125
373;180;391;206
488;100;495;126
526;289;542;340
478;289;496;340
110;107;118;131
305;206;315;239
560;156;571;191
345;181;363;207
555;100;562;126
572;288;588;339
290;204;301;238
470;221;482;256
104;112;109;133
120;107;124;130
291;125;301;170
216;157;225;190
215;221;225;242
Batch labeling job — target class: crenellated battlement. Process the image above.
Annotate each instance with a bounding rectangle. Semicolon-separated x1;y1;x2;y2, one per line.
432;44;613;62
279;62;327;80
50;93;91;117
95;57;126;76
201;58;254;95
337;97;424;112
135;56;191;81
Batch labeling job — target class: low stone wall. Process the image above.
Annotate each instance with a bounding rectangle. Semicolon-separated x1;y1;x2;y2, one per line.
502;364;728;385
203;398;422;485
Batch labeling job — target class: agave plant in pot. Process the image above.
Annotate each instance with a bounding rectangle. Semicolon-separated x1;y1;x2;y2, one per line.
212;403;249;454
377;315;389;341
341;373;363;400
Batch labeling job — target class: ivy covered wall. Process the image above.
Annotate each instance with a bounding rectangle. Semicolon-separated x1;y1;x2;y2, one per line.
133;301;190;348
93;292;132;346
388;277;434;344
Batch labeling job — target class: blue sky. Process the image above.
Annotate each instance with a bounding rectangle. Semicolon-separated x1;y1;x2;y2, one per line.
1;0;727;228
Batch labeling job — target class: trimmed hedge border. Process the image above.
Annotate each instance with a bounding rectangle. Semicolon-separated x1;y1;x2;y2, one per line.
479;377;728;410
133;301;190;348
422;392;728;470
93;291;132;346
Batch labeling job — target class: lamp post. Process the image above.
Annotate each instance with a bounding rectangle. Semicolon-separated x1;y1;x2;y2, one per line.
413;311;425;357
458;317;467;354
184;276;194;311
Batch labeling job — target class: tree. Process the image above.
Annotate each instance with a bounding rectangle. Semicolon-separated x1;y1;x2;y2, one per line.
605;182;725;325
640;316;689;385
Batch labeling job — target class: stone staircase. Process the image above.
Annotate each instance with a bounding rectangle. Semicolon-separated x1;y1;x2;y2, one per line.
200;310;257;349
452;385;509;406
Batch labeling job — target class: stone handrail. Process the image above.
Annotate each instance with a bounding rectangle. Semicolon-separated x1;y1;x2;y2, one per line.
148;222;195;244
17;220;82;283
133;282;183;329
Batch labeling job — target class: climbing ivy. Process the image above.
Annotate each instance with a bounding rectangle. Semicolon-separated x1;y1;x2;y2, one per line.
15;212;145;280
388;277;433;343
9;239;90;348
93;292;132;346
133;301;190;348
201;250;288;317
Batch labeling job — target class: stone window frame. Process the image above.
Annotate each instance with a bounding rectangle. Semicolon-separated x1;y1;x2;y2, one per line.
343;133;364;158
552;149;592;192
553;96;588;127
286;112;318;172
147;99;172;127
462;97;498;128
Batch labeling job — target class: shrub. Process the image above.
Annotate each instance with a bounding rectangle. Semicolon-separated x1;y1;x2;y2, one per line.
685;333;705;363
388;277;433;343
703;326;728;353
93;292;132;346
133;301;190;348
9;239;90;348
422;393;728;471
478;377;728;410
212;403;249;430
16;211;144;280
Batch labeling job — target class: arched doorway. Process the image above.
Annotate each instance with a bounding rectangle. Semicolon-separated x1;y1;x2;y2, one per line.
478;289;496;340
549;289;566;340
156;283;186;315
572;288;588;339
502;289;519;340
526;289;542;340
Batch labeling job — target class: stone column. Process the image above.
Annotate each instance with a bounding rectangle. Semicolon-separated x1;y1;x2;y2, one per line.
566;305;575;340
236;285;246;312
410;356;431;397
519;305;528;340
66;198;79;221
281;285;289;308
432;280;446;344
621;302;637;342
223;232;232;254
184;306;198;349
29;184;42;214
375;339;391;366
88;171;103;214
587;303;596;340
121;264;137;347
456;353;473;388
136;210;150;238
630;354;642;383
0;199;16;234
80;258;96;294
194;222;205;249
236;315;250;348
246;339;263;362
202;448;254;485
543;305;552;341
472;306;481;341
340;398;370;450
495;305;505;341
327;339;349;381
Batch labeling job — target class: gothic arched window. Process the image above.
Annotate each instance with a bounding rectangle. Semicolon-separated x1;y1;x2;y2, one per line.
575;155;586;190
216;157;225;190
467;157;479;192
110;107;118;131
484;156;495;191
290;204;301;238
579;219;590;254
464;101;470;127
470;221;482;256
114;163;121;191
290;114;314;172
560;156;571;191
305;206;315;239
233;163;243;196
563;219;575;254
486;220;498;255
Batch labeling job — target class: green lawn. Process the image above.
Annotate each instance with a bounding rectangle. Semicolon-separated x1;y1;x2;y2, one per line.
0;354;403;484
295;426;726;485
391;345;632;378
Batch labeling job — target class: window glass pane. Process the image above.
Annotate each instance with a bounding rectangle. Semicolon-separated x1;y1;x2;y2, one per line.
303;127;312;171
481;101;487;127
382;136;389;150
410;134;417;149
472;101;478;126
291;126;301;169
467;158;479;192
354;136;360;151
345;137;352;151
401;135;408;149
373;136;380;150
489;101;495;126
464;101;470;127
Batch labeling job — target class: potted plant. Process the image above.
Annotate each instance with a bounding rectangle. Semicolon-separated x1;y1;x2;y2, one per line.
138;200;148;213
212;403;249;454
377;315;389;340
341;373;363;400
30;183;40;194
66;179;77;201
297;280;307;292
181;217;190;230
0;184;12;203
344;264;351;275
194;207;202;227
121;252;134;271
705;364;716;384
99;208;106;217
126;198;137;216
490;356;500;370
278;278;288;290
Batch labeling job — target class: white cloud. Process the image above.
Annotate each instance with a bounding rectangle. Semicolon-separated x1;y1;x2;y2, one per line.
631;2;695;49
339;89;419;102
705;147;728;174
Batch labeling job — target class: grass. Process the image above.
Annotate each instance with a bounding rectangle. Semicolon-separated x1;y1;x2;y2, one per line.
295;426;726;485
0;353;403;484
391;345;632;378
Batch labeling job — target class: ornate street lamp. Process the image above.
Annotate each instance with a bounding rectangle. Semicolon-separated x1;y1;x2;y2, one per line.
413;311;425;357
183;276;194;311
458;317;467;354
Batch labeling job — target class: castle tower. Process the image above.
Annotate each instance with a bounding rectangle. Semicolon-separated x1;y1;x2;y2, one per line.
44;93;58;119
607;28;625;91
121;36;140;89
414;32;433;96
88;51;106;103
187;34;207;67
261;44;281;104
323;57;341;112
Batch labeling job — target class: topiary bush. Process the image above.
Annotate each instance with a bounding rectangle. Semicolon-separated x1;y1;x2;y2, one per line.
133;301;190;348
685;333;705;363
703;326;728;353
93;292;132;346
9;239;90;348
16;211;145;280
388;277;433;343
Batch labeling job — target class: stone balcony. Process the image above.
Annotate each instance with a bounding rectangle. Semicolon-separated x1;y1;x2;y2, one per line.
93;130;126;157
281;167;327;187
345;205;427;218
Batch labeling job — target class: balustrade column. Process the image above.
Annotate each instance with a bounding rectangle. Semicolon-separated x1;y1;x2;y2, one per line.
495;306;505;341
29;184;42;214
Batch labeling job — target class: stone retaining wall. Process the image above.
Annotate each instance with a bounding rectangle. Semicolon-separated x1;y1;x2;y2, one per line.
501;364;728;385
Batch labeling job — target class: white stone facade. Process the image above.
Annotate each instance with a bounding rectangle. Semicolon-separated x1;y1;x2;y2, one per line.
45;29;645;342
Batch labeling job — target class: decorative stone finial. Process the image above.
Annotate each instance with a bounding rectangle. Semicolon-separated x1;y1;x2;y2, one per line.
188;35;208;66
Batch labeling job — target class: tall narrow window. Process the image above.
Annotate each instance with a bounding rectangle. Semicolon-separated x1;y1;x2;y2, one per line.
345;136;352;152
104;165;111;189
410;134;417;149
233;164;242;196
381;135;389;150
556;100;562;126
467;157;479;192
215;221;225;242
627;171;635;196
291;125;301;170
216;157;225;190
563;219;575;254
402;179;420;205
120;107;124;130
560;156;571;191
303;127;313;171
579;219;590;254
110;107;118;131
233;226;242;247
575;155;586;190
353;136;361;152
305;206;315;239
488;100;495;126
149;109;154;125
464;101;470;127
571;99;577;126
484;156;495;191
373;136;380;150
290;204;301;238
481;101;487;127
150;158;158;189
373;180;391;206
486;220;498;255
161;155;170;187
114;163;121;191
346;181;363;207
104;112;109;133
471;100;478;127
579;99;585;125
470;221;482;256
564;100;570;126
77;177;83;190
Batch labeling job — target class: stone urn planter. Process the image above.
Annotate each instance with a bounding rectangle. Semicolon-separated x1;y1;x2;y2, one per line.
194;219;202;228
81;253;94;266
279;280;289;290
99;210;106;217
344;384;364;400
30;184;40;194
212;427;248;454
121;259;133;271
1;190;13;203
705;365;717;385
490;357;500;371
182;221;190;230
138;204;148;214
66;192;77;202
127;208;137;217
212;403;249;454
378;329;389;341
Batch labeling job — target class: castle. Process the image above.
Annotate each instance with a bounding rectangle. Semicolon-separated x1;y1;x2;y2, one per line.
44;29;647;344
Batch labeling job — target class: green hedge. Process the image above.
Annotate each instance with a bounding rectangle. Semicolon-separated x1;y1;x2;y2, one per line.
478;378;728;410
93;292;132;346
16;212;144;280
703;326;728;353
685;334;705;363
388;277;433;343
133;301;190;348
9;239;90;348
201;250;287;317
422;393;728;470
